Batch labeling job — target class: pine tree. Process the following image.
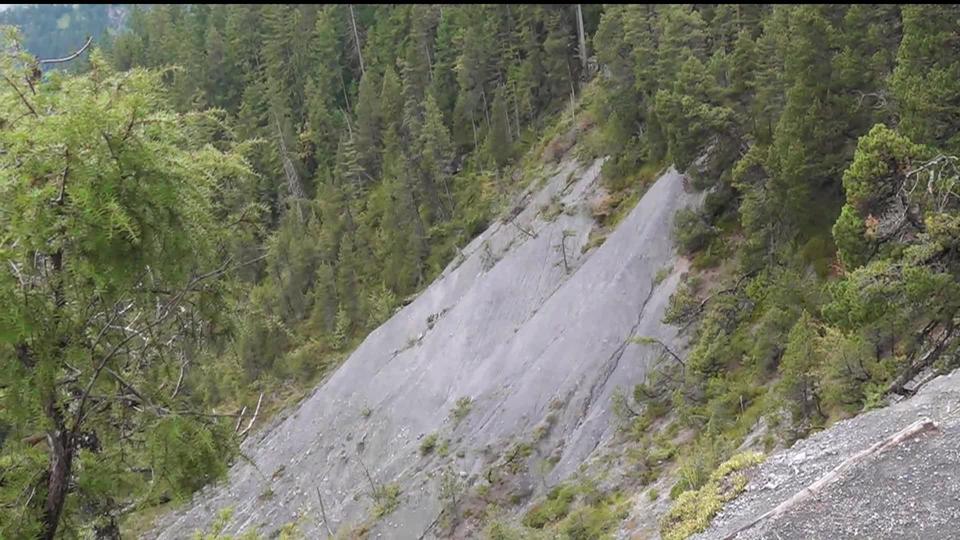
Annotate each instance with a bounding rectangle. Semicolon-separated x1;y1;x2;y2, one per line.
203;25;232;109
430;8;459;124
453;5;496;151
488;88;513;171
354;69;383;182
542;8;574;109
381;62;404;137
419;94;455;217
401;4;437;139
304;6;347;171
776;311;824;434
891;4;960;151
655;54;734;174
765;5;848;240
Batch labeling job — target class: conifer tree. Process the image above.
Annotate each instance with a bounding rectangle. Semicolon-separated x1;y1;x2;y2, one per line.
420;94;455;217
892;4;960;151
354;69;383;182
777;311;825;433
0;44;250;537
488;88;513;171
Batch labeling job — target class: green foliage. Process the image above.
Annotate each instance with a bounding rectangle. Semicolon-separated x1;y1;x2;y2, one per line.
660;452;764;540
482;478;627;540
833;124;925;270
147;417;235;502
437;438;451;458
4;4;960;538
641;6;960;528
674;209;716;256
776;311;825;434
522;484;577;528
891;5;960;151
190;507;265;540
451;396;473;424
556;495;628;540
420;433;439;455
488;88;514;170
91;10;594;449
0;35;251;536
654;267;672;286
373;483;402;518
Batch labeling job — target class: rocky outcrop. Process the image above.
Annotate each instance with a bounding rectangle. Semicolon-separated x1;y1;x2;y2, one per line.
152;158;700;539
695;370;960;540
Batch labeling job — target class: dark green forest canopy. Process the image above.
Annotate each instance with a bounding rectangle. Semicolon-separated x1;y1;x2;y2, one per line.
1;4;959;539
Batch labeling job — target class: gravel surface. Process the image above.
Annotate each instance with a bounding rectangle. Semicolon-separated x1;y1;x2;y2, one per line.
695;370;960;540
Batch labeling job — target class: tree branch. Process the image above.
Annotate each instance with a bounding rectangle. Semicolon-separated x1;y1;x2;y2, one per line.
3;73;38;117
170;358;189;399
316;487;335;538
38;36;93;66
237;392;263;439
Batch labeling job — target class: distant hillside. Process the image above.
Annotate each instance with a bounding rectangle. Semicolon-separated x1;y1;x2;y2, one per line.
0;4;128;63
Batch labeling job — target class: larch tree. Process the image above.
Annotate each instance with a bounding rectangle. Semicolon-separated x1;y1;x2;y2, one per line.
0;35;254;538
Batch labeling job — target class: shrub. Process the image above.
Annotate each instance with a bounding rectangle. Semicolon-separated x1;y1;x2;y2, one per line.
674;208;716;255
373;483;402;518
451;397;473;424
420;433;439;455
660;452;764;540
654;266;672;286
522;484;577;528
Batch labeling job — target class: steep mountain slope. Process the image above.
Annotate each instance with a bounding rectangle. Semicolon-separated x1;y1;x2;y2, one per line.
151;157;700;538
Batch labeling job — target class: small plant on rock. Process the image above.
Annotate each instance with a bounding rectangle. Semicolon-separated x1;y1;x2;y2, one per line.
421;433;439;455
373;483;402;518
451;396;473;424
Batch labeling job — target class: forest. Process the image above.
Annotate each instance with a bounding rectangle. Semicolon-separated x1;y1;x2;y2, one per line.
1;4;959;539
0;4;127;67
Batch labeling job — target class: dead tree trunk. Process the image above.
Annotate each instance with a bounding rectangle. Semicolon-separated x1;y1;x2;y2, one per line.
274;112;306;223
575;5;588;76
349;5;365;76
888;322;956;396
723;418;939;540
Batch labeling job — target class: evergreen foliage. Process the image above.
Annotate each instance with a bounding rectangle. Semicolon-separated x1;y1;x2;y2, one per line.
2;4;960;538
0;29;251;537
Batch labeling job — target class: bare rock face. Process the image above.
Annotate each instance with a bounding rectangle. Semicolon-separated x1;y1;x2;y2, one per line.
694;369;960;540
151;158;700;539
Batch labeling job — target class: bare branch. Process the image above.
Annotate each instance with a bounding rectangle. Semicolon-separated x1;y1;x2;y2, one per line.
316;487;335;538
355;452;379;499
238;392;264;439
853;90;888;111
170;358;189;399
631;336;685;369
3;73;38;117
234;406;247;433
510;219;536;239
38;36;93;66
